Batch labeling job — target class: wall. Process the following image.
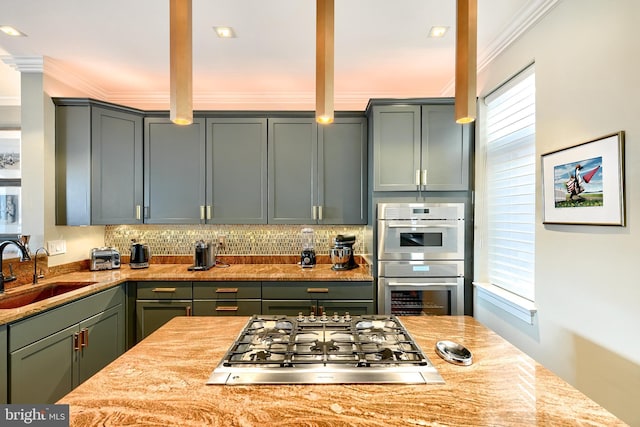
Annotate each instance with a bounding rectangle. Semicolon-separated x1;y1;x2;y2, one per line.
474;1;640;424
0;106;20;127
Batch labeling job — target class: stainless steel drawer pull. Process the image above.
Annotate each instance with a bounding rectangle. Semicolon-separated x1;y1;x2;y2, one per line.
307;288;329;293
216;306;239;312
216;288;239;293
151;287;177;293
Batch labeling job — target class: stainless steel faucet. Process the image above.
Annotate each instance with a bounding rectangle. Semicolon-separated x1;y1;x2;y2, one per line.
33;247;50;284
0;239;32;293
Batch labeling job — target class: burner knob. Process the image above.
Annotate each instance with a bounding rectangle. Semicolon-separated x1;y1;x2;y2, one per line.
320;312;328;322
332;312;339;322
344;312;351;322
309;313;316;322
297;312;305;322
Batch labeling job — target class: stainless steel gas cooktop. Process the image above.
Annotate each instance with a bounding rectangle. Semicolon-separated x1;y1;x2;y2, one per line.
207;313;444;385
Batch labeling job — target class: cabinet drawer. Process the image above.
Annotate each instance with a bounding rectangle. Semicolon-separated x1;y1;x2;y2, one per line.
136;281;192;299
262;281;373;300
193;300;261;316
193;281;261;299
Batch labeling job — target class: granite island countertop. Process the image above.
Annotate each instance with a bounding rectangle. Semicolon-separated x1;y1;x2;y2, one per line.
0;263;372;325
57;316;625;426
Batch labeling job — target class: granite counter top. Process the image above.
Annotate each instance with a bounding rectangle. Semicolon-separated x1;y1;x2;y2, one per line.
0;263;372;325
57;315;624;426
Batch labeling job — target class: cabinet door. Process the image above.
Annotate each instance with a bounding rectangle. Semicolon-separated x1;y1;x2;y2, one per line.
78;304;125;384
421;105;470;190
0;325;6;403
318;118;367;224
261;300;316;316
372;105;421;191
10;324;78;404
144;117;206;223
268;118;317;224
91;106;144;224
207;118;268;224
135;300;192;342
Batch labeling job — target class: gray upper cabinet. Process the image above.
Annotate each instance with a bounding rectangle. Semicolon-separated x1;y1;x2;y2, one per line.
54;99;144;225
206;118;268;224
268;117;367;225
371;103;471;192
144;117;207;224
317;118;367;224
268;118;318;224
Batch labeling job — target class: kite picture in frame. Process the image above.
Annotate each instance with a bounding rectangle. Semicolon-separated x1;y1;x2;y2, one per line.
541;131;625;226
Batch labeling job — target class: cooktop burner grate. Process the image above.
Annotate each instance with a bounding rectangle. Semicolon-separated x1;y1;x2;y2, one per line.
207;314;444;385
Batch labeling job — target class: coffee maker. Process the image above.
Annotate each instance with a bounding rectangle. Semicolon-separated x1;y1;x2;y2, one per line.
188;240;216;271
330;235;358;271
300;228;316;268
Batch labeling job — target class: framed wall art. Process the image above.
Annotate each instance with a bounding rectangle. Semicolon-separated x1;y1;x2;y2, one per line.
541;131;625;226
0;129;21;179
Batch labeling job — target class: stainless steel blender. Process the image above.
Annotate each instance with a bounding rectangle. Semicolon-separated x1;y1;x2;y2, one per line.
300;228;316;268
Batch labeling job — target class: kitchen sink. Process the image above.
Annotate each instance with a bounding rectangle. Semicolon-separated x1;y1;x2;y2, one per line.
0;281;98;309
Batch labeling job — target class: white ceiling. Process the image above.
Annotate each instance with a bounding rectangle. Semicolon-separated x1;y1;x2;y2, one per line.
0;0;553;111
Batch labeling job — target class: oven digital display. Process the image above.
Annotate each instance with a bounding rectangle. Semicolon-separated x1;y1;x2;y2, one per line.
412;208;430;214
413;265;430;272
400;232;443;247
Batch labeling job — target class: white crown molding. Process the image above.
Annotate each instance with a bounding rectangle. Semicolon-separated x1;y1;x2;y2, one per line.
45;58;108;99
440;0;560;96
0;55;44;73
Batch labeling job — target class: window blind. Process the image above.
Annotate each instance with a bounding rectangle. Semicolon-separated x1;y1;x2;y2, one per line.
485;65;536;301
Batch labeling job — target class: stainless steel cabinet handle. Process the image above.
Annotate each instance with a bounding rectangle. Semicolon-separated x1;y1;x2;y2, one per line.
422;169;428;186
415;170;421;186
312;205;318;220
73;332;80;351
186;306;192;316
206;205;212;220
200;205;205;220
136;205;141;220
215;306;239;312
152;287;177;293
82;328;89;348
318;205;323;220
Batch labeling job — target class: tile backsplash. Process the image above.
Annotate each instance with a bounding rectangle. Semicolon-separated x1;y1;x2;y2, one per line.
105;224;366;256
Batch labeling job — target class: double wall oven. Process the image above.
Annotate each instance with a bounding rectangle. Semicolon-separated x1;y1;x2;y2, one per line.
377;202;465;315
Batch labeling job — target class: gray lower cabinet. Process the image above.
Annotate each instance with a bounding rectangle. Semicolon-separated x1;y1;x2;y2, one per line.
8;286;125;403
144;118;207;223
371;102;471;192
261;281;374;315
0;325;6;403
268;117;368;225
54;99;144;225
135;281;193;341
192;281;261;316
206;118;268;224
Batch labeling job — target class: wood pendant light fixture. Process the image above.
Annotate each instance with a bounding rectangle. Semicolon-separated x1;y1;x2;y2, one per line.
170;0;193;125
316;0;335;124
455;0;477;124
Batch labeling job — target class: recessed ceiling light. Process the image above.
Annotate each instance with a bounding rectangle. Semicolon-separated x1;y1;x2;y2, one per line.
213;26;236;38
428;26;449;38
0;25;27;37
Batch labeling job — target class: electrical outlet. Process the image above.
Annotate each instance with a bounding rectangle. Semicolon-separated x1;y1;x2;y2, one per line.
47;239;67;256
217;235;226;248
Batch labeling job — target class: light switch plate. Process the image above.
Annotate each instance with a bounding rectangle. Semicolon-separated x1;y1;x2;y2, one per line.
47;239;67;256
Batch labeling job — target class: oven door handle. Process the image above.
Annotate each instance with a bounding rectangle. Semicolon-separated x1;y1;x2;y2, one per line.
386;224;457;228
387;281;461;287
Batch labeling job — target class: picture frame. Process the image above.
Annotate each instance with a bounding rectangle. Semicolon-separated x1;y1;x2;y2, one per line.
0;186;21;234
0;129;21;179
541;131;625;226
